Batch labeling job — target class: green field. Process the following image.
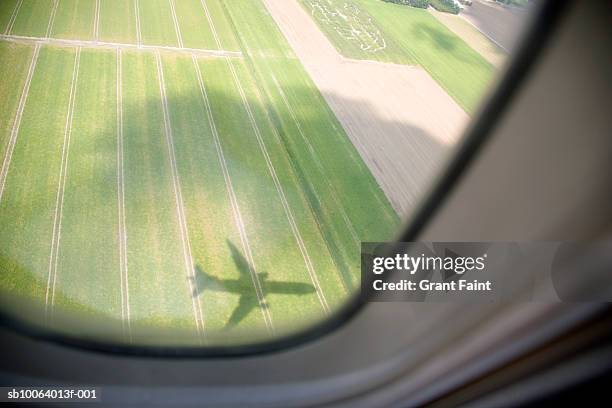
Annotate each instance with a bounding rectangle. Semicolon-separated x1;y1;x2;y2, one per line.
0;0;398;345
98;0;137;44
0;0;20;33
9;0;55;38
51;0;96;40
300;0;495;113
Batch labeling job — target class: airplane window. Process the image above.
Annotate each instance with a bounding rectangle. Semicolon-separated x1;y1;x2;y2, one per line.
0;0;534;348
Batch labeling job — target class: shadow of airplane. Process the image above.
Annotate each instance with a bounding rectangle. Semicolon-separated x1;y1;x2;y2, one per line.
190;241;316;329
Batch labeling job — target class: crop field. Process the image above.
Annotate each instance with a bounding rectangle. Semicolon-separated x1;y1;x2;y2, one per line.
0;0;398;346
300;0;496;113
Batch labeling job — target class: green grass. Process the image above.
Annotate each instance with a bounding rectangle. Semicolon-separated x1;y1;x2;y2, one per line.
300;0;495;113
9;0;54;37
159;53;268;338
0;46;75;302
0;253;117;337
0;0;19;33
429;0;460;14
0;42;33;162
138;0;179;47
52;48;121;323
0;0;399;345
51;0;96;40
172;0;216;50
98;0;137;43
300;0;411;64
120;50;199;340
201;0;241;52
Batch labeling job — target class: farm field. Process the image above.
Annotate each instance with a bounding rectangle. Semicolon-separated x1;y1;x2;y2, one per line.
428;7;507;68
299;0;496;113
0;0;398;346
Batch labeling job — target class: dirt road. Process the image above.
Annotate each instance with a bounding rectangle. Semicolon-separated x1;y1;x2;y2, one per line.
262;0;469;218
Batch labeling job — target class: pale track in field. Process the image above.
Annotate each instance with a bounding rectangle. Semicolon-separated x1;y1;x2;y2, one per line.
46;47;81;316
0;34;242;58
135;0;142;47
45;0;59;39
0;44;40;203
155;51;206;342
168;0;184;49
4;0;23;35
94;0;101;42
116;48;132;341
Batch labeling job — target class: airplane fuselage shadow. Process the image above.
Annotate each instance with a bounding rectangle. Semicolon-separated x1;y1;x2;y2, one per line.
190;240;315;329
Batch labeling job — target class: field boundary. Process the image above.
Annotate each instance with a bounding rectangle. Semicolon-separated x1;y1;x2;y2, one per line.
155;51;206;342
4;0;22;35
0;34;242;57
46;47;81;316
116;48;132;341
0;44;40;203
